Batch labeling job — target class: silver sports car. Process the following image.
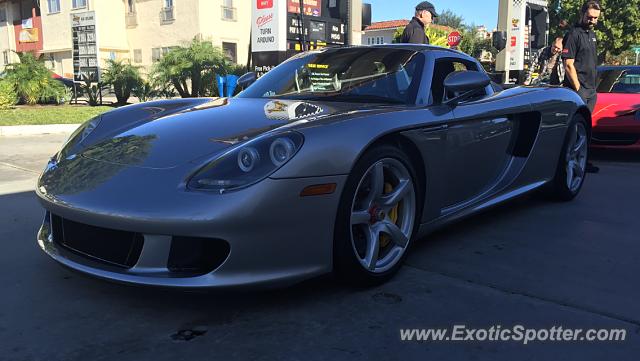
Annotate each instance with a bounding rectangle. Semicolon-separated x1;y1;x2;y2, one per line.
36;45;591;289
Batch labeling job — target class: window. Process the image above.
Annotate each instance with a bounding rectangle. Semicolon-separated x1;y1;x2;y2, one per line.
47;0;60;13
222;0;236;21
597;69;640;94
222;42;237;63
430;58;486;105
72;0;87;9
161;1;174;23
134;49;142;63
127;0;135;13
152;48;161;62
238;48;425;105
152;47;176;62
0;7;6;22
3;50;9;65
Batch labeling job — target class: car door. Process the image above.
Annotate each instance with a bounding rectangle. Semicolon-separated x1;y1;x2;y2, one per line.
434;58;515;209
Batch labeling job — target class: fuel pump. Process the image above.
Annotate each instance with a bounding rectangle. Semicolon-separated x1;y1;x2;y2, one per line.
495;0;549;84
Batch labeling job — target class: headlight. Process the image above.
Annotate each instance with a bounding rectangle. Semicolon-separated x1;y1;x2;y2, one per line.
188;131;304;193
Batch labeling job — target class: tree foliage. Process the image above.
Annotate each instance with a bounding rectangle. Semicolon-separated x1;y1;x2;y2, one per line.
459;25;497;59
549;0;640;61
393;26;449;47
151;38;231;98
435;9;464;30
392;7;498;62
0;80;18;110
101;59;142;106
3;53;66;105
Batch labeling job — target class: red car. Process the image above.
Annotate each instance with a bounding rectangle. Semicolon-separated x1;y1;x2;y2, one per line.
591;66;640;149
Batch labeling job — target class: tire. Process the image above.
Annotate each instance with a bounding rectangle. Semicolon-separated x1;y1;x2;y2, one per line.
547;113;589;201
333;145;421;285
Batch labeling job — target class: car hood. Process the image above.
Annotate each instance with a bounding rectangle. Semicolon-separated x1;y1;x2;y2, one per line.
77;97;368;169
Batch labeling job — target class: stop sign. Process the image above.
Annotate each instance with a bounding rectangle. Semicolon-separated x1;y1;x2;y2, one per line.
447;31;462;47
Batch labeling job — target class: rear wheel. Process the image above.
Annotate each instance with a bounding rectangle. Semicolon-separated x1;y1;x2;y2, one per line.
334;145;420;285
548;114;589;201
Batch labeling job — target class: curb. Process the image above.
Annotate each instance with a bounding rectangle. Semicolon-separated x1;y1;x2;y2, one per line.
0;124;81;137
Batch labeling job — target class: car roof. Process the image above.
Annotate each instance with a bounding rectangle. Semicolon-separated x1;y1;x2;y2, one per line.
343;44;477;62
358;44;467;55
598;65;640;71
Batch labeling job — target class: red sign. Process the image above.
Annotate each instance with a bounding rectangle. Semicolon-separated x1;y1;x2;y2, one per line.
288;0;322;17
511;36;517;47
447;31;462;47
257;0;273;9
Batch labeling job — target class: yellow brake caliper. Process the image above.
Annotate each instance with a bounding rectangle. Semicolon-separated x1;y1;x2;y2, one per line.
380;183;399;248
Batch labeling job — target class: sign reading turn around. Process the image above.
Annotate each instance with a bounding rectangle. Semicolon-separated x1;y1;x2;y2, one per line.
71;11;99;82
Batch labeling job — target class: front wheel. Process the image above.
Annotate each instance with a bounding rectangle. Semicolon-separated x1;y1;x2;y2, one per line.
333;145;420;285
548;114;589;201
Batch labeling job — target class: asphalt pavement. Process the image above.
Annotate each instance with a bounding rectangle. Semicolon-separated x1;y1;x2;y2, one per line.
1;133;639;361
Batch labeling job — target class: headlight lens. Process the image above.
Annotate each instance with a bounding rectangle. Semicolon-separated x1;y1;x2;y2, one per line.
270;137;296;166
237;147;260;172
188;131;304;193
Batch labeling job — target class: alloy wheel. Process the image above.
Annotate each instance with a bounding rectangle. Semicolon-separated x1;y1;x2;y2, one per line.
349;158;416;273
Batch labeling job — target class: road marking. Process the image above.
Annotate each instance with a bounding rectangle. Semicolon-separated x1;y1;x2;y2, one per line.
0;161;39;174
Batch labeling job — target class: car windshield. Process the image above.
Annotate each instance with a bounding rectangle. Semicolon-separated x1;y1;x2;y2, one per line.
238;48;425;104
597;68;640;94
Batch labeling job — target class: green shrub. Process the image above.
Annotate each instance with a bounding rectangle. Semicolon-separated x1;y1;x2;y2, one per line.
151;38;230;98
80;79;101;107
3;53;67;105
132;80;159;103
0;80;18;109
102;59;142;105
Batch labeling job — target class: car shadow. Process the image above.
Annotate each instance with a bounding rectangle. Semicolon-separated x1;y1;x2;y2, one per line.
591;148;640;163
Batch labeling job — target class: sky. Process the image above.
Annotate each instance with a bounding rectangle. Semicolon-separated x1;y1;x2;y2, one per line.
366;0;500;29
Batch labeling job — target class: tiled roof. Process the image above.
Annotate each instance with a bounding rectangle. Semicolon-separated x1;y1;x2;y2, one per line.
364;20;410;31
364;20;457;33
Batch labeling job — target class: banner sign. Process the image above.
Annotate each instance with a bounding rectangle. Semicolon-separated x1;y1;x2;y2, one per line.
287;0;322;17
252;0;287;53
71;11;100;82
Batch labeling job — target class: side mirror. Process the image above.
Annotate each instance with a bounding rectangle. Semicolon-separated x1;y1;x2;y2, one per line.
443;70;491;106
492;31;507;52
237;72;257;89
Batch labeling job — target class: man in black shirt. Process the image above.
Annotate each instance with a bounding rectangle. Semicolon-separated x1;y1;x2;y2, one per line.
562;0;602;173
400;1;439;44
562;1;600;111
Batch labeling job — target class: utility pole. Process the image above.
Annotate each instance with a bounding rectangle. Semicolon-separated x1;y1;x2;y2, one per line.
298;0;307;51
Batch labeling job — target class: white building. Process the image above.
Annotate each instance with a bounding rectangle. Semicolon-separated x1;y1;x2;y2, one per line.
362;19;409;45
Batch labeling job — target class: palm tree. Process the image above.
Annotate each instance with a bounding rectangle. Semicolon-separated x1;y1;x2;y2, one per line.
151;38;230;98
102;59;142;106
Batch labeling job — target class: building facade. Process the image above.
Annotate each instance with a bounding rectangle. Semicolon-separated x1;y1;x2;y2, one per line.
0;0;43;70
361;20;408;45
2;0;367;77
1;0;251;77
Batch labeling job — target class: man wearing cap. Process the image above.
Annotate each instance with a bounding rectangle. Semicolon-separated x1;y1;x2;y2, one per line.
400;1;439;44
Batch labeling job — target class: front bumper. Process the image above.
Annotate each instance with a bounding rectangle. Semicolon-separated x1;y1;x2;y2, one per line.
591;115;640;150
36;175;347;289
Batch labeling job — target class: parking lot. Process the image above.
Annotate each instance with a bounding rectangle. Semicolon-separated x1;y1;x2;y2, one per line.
1;133;639;360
